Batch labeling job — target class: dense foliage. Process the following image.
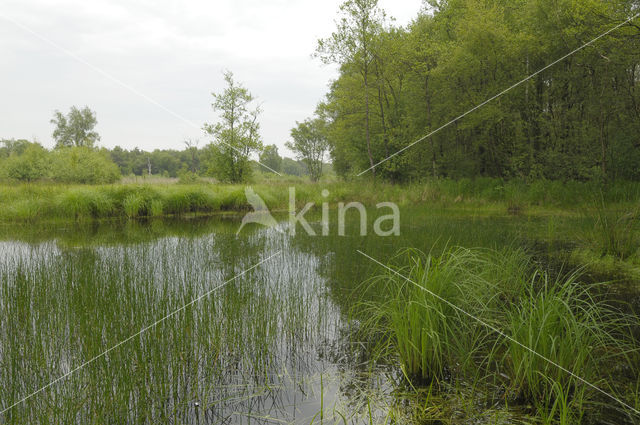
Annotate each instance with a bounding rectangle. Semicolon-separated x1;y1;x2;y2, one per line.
0;139;312;183
0;140;120;184
316;0;640;181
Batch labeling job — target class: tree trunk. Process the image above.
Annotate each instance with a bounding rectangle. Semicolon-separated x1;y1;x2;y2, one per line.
364;70;375;178
377;85;389;158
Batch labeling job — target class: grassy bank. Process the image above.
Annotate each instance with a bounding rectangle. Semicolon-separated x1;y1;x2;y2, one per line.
1;178;639;223
1;179;638;283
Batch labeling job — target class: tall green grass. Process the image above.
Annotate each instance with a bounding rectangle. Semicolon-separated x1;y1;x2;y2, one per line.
1;179;639;223
581;194;639;260
360;247;637;423
506;272;634;420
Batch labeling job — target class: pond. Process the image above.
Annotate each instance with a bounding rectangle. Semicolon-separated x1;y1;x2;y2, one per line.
0;208;637;424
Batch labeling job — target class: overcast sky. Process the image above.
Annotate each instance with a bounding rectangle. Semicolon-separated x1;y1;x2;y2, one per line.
0;0;424;157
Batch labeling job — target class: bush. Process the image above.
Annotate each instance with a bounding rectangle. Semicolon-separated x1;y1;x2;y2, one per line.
1;144;49;182
50;147;120;184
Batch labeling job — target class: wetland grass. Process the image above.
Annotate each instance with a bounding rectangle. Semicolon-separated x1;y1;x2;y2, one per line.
1;195;639;424
360;247;638;423
1;179;639;223
0;233;338;424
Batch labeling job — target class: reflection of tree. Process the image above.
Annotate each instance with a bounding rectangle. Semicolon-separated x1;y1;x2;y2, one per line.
0;216;242;247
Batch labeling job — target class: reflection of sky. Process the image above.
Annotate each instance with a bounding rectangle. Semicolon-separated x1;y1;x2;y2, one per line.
0;224;391;424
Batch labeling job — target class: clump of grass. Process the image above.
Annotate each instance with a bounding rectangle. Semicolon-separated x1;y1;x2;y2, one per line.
149;199;164;216
123;193;146;218
506;272;632;417
218;187;249;210
4;200;43;221
360;247;636;422
160;187;221;215
363;249;468;381
57;188;114;219
360;248;528;382
583;194;639;260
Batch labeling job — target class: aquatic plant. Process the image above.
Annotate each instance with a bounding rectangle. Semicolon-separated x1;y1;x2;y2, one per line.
360;247;637;423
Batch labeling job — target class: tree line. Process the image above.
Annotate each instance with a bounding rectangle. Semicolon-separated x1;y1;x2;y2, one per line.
1;99;318;183
310;0;640;182
6;0;636;185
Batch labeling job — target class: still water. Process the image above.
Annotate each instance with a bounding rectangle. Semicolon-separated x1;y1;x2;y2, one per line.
0;209;634;424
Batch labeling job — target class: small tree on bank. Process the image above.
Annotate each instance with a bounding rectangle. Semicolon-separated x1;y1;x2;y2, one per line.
203;71;262;183
51;106;100;148
286;118;329;182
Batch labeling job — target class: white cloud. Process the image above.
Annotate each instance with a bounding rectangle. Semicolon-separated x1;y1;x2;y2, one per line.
0;0;423;157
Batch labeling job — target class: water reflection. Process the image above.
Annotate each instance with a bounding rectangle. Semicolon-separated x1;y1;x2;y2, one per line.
0;217;398;424
1;210;636;424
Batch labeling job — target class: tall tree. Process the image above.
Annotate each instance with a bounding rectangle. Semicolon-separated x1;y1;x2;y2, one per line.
51;106;100;148
203;71;262;183
316;0;386;178
286;118;329;182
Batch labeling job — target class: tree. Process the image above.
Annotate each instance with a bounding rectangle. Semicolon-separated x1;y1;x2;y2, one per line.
203;71;262;183
51;106;100;148
281;157;307;176
0;139;32;158
259;145;282;173
286;118;329;182
316;0;386;178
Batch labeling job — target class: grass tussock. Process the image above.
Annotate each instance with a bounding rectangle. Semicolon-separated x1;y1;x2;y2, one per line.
360;247;637;423
582;194;639;260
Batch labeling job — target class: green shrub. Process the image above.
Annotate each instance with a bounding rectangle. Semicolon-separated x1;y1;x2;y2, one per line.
1;144;49;182
50;147;120;184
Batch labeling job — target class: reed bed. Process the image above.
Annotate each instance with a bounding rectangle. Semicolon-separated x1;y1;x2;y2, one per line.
0;233;341;424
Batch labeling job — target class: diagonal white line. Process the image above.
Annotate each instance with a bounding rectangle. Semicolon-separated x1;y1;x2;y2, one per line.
0;250;282;416
0;14;283;176
358;12;640;176
356;249;640;417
